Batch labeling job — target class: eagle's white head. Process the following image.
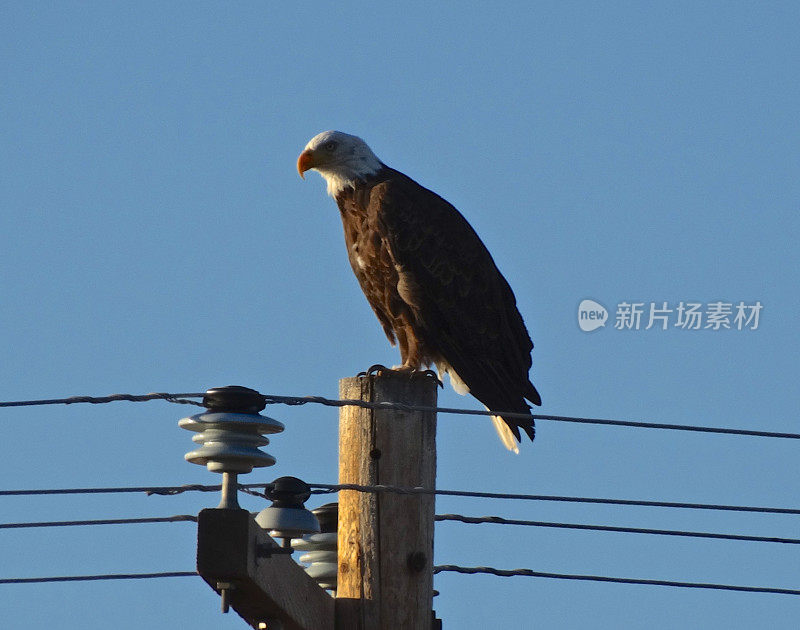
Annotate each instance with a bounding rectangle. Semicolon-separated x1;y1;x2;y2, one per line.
297;130;383;197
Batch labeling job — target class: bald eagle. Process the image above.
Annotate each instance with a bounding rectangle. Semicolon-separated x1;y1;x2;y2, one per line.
298;131;541;452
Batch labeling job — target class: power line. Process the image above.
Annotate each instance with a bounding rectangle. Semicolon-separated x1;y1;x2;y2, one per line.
0;515;196;530
3;483;799;517
0;484;223;497
0;483;283;500
0;392;205;408
5;510;794;547
12;567;795;598
435;513;800;545
3;389;799;439
308;483;800;516
0;572;197;585
261;393;800;439
433;565;800;596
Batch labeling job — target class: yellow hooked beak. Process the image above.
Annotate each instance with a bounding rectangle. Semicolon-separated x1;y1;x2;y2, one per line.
297;149;316;179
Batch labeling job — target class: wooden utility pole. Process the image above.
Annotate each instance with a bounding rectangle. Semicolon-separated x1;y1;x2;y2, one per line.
336;371;438;630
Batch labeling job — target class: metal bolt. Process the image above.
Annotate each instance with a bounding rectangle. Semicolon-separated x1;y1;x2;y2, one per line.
216;581;235;613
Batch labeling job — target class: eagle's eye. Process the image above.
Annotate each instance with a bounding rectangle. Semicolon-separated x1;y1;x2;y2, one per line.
325;141;338;152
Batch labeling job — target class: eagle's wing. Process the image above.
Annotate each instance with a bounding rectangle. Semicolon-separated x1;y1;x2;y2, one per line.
370;170;540;441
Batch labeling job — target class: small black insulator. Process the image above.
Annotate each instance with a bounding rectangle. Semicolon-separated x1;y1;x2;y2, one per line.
256;476;320;539
266;476;312;508
203;386;267;413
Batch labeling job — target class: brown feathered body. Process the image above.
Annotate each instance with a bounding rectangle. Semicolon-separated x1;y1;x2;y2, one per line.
334;166;540;444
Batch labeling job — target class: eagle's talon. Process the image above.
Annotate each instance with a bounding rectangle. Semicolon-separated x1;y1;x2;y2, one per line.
358;365;441;386
360;364;390;378
413;369;443;387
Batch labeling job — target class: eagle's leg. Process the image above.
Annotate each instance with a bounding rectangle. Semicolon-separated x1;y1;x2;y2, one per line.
357;325;414;378
393;326;443;386
393;326;414;368
359;326;442;386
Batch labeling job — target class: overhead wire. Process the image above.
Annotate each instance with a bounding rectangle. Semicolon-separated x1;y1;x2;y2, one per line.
0;484;223;497
0;392;205;408
2;482;799;516
3;511;796;547
0;572;197;585
2;389;799;439
434;513;800;544
433;565;800;596
0;515;196;529
259;393;800;439
306;483;800;515
2;568;797;598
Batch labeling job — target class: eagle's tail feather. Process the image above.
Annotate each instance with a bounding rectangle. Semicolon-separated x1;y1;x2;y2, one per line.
525;381;542;406
489;412;520;454
518;418;536;442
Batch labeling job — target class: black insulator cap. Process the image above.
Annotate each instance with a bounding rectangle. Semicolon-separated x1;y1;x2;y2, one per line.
203;386;267;413
312;503;338;533
266;476;312;508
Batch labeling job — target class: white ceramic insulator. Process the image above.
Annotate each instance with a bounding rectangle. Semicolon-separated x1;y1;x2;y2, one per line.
179;411;284;474
292;531;338;590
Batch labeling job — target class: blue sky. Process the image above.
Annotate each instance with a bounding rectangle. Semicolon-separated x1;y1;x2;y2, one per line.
1;2;798;628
